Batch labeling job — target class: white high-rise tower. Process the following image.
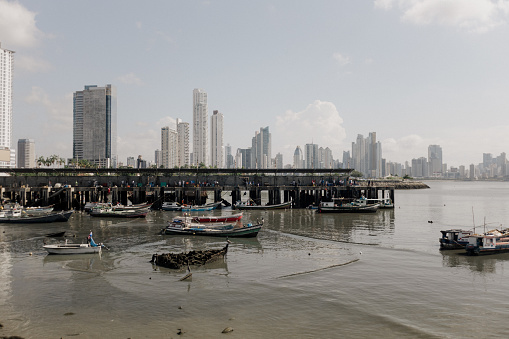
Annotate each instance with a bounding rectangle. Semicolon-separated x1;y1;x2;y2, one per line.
0;43;15;167
211;110;224;168
193;89;208;166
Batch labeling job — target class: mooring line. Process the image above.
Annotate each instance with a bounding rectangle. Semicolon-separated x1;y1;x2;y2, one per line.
276;258;360;279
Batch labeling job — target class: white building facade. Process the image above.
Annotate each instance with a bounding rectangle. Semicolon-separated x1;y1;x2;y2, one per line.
193;89;208;166
0;43;15;167
210;110;224;168
161;126;178;168
177;119;190;167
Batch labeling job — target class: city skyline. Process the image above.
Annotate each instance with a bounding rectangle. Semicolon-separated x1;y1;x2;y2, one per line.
2;1;509;168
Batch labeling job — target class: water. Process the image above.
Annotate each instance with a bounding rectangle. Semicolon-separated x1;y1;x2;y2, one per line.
1;181;509;338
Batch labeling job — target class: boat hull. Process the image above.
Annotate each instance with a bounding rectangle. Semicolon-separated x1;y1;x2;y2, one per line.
317;205;379;213
0;211;73;224
43;244;102;254
234;201;291;210
162;224;262;238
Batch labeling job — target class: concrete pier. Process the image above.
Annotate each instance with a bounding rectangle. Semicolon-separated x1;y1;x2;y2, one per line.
0;168;400;209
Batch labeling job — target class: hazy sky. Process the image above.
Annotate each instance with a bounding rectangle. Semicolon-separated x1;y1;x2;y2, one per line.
2;0;509;167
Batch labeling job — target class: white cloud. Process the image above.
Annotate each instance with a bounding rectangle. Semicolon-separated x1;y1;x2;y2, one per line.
0;0;43;48
274;100;347;164
16;55;51;73
117;72;145;86
382;134;432;164
333;52;350;66
375;0;509;32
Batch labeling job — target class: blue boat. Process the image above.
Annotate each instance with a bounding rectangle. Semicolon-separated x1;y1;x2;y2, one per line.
466;229;509;255
180;202;221;212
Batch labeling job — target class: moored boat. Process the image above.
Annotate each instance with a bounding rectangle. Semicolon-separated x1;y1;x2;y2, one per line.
465;229;509;255
234;200;291;210
44;234;104;254
161;201;182;211
161;217;263;238
317;197;379;213
175;212;243;223
439;229;473;249
24;205;54;216
180;202;221;212
0;210;73;224
89;207;149;218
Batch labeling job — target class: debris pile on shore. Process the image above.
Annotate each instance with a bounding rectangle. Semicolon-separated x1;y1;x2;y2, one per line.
150;244;229;269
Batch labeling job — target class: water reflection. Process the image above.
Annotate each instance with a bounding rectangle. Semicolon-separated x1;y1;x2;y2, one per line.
440;250;509;273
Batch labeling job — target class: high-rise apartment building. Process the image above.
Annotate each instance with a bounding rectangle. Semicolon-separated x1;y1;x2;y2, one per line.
154;149;162;168
428;145;443;176
210;110;224;168
73;84;117;167
161;126;178;168
351;133;382;178
305;143;319;169
225;144;234;168
126;156;135;168
293;146;303;168
177;119;190;167
17;139;35;168
251;127;271;169
0;43;15;167
193;89;208;166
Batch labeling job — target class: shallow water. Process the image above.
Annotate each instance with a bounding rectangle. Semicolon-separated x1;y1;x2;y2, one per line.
1;181;509;338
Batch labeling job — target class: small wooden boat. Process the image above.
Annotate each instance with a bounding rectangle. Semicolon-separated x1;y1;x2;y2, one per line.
439;229;473;250
150;242;229;269
44;240;103;255
234;200;291;210
161;218;263;238
317;197;379;213
24;205;54;216
175;212;243;223
89;208;148;218
111;202;152;211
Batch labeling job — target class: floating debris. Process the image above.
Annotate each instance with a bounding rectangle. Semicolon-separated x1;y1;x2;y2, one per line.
222;327;234;333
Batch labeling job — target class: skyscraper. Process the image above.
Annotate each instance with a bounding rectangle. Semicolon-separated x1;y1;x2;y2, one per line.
293;146;303;168
305;143;319;169
251;127;271;169
17;139;35;168
177;119;190;167
193;89;208;166
0;43;15;167
210;110;224;168
161;126;178;168
73;84;117;167
428;145;443;176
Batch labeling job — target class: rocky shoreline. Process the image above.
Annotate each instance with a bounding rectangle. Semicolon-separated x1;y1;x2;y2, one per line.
356;180;430;189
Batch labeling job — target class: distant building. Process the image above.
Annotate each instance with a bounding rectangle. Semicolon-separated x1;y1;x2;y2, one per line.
210;110;224;168
251;127;271;169
137;155;146;169
225;144;234;168
73;84;117;168
293;146;303;168
161;126;178;168
193;89;208;166
305;143;319;169
126;156;135;168
176;119;190;167
275;153;283;169
17;139;35;168
351;133;381;178
0;43;15;168
428;145;443;176
154;149;162;168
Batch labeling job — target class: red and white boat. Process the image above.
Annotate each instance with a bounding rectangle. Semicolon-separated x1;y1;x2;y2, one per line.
176;212;243;223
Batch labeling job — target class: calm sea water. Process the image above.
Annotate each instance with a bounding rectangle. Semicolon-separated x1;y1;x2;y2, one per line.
2;181;509;338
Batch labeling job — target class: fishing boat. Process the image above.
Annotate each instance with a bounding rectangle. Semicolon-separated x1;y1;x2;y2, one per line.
465;229;509;255
161;201;182;211
439;229;473;249
0;211;72;224
180;202;222;212
317;197;379;213
161;217;263;238
176;212;243;223
366;198;394;209
234;200;291;210
111;202;152;211
89;207;149;218
24;205;54;216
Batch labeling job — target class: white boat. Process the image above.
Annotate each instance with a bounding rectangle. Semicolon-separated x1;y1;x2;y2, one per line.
24;205;54;216
43;242;103;254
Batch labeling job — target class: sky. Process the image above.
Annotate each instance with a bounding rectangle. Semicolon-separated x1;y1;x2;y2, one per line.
1;0;509;168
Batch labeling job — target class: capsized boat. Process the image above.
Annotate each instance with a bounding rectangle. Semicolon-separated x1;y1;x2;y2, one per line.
234;200;291;210
317;197;379;213
150;242;229;269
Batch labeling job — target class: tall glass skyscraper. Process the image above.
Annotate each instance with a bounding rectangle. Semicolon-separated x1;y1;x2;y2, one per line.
0;43;15;167
211;110;224;168
73;84;117;167
193;89;208;166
